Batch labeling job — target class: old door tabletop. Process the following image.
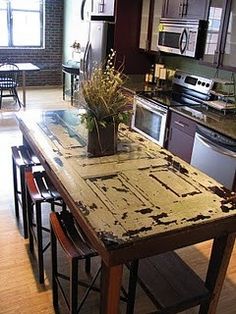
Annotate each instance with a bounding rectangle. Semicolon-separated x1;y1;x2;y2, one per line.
17;109;236;314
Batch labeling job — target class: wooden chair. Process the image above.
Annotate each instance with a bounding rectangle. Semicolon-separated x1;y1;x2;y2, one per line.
0;62;21;108
11;145;40;238
50;210;139;314
25;168;66;283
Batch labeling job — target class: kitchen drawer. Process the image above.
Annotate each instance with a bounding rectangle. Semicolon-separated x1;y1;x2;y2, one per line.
171;112;196;136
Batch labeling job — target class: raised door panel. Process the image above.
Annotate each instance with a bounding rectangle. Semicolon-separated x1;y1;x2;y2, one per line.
167;112;196;163
139;0;151;50
163;0;207;19
168;126;195;163
162;0;182;18
183;0;208;19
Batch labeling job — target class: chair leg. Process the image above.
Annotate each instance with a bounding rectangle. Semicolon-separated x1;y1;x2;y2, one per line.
36;201;44;284
85;257;91;274
20;167;28;239
27;190;34;253
50;221;59;309
126;260;139;314
12;156;19;218
70;258;79;314
14;88;21;107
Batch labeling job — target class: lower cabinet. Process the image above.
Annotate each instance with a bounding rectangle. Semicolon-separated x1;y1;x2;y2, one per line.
167;111;196;163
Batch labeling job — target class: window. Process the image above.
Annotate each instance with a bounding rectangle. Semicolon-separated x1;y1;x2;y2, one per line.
0;0;44;48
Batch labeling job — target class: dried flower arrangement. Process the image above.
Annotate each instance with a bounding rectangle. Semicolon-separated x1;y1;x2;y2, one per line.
71;41;81;51
76;49;130;131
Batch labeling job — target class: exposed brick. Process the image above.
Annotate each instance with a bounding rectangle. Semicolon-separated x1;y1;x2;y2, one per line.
0;0;63;87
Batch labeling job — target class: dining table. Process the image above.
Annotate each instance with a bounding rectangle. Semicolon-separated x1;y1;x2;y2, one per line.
0;62;40;106
17;108;236;314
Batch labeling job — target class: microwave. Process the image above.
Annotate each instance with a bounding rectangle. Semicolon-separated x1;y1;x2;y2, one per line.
131;96;168;147
157;18;208;58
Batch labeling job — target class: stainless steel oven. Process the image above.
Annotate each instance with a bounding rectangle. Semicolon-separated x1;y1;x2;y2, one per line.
131;95;168;147
157;18;207;58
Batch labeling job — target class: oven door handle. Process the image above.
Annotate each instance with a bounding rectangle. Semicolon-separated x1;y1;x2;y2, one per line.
179;28;188;54
135;99;167;116
195;133;236;158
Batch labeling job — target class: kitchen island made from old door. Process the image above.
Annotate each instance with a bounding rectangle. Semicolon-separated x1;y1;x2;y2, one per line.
17;109;236;314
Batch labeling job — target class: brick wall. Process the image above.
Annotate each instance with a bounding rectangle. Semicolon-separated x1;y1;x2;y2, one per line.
0;0;64;86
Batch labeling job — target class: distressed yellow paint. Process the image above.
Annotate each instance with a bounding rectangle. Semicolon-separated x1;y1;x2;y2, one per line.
18;109;236;246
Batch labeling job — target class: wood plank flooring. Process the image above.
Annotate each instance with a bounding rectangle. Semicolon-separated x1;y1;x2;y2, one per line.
0;87;235;314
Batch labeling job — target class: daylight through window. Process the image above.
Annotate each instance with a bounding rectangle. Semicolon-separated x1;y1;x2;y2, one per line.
0;0;44;48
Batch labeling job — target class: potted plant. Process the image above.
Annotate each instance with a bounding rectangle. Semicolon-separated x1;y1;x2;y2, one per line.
75;50;130;157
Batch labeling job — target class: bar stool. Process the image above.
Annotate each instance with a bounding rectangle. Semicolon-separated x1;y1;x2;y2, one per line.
50;210;138;314
25;168;66;283
50;210;101;313
11;145;40;238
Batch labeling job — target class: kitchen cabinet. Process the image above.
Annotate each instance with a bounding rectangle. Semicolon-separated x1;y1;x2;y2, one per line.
139;0;164;52
162;0;208;20
218;0;236;70
167;111;197;163
202;0;236;71
202;0;228;66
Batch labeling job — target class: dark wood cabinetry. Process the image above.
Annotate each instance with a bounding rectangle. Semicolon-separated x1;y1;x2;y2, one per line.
139;0;164;52
202;0;236;71
167;111;196;163
162;0;208;20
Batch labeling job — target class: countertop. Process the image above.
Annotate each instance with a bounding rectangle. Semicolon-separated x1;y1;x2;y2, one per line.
124;75;236;141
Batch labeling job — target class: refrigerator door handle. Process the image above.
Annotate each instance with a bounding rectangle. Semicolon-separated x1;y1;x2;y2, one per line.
82;41;89;76
85;43;92;79
82;41;91;79
81;0;86;20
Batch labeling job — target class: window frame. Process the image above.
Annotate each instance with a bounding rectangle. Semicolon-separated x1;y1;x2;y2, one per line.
0;0;45;49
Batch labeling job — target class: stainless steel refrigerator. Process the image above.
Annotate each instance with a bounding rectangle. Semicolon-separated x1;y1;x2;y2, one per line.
81;21;115;78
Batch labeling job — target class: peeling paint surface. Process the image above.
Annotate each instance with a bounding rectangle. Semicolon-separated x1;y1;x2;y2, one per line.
18;109;236;248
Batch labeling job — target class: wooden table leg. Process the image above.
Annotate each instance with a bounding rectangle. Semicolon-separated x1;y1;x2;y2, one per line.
62;72;65;100
199;233;235;314
100;261;123;314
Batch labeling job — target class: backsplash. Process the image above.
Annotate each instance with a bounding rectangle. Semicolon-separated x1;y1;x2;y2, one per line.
160;55;235;82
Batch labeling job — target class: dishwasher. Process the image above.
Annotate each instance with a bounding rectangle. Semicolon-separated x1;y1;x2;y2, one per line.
191;125;236;191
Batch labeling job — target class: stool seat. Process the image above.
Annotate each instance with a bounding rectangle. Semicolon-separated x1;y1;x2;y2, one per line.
26;168;66;283
11;145;40;238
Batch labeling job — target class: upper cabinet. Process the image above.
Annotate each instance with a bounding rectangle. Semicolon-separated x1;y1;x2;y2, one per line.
202;0;236;71
162;0;208;20
139;0;164;52
201;0;225;65
219;0;236;70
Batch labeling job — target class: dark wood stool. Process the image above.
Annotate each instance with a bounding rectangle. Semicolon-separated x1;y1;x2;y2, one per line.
62;64;80;105
50;210;100;314
25;168;66;284
11;145;40;238
50;210;138;314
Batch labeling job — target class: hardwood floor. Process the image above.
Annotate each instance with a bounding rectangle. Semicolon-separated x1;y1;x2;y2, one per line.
0;87;235;314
